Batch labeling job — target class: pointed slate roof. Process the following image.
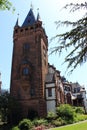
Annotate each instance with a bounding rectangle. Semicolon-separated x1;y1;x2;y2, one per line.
22;8;36;27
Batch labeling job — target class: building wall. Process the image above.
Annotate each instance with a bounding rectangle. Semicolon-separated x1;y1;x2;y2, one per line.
46;83;56;113
10;10;48;118
47;101;56;113
45;65;64;113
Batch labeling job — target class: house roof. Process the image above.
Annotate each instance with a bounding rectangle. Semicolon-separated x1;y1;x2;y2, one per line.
22;8;36;27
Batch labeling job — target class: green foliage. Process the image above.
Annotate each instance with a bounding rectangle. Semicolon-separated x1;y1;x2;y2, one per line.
47;111;57;120
0;0;14;11
33;118;48;126
74;114;87;123
56;104;75;121
0;91;22;124
0;91;10;122
52;117;67;127
11;126;19;130
51;1;87;72
74;107;85;114
18;119;33;130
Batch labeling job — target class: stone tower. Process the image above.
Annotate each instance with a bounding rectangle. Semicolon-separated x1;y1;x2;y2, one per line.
10;8;48;118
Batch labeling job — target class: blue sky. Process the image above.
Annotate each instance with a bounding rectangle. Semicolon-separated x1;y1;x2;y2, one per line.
0;0;87;91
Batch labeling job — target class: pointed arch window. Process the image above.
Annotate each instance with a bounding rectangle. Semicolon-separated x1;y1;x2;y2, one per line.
23;67;29;75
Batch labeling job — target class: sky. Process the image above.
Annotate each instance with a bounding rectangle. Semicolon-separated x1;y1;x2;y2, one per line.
0;0;87;91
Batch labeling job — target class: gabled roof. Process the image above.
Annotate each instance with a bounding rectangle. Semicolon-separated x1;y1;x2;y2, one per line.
22;8;36;27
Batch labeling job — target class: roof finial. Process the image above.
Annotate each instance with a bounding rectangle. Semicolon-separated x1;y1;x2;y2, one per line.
37;8;41;21
17;13;19;18
30;2;33;10
15;13;19;27
37;8;39;12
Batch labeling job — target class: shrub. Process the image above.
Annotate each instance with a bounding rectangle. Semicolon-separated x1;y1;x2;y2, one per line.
11;126;19;130
75;107;85;114
33;118;48;126
74;114;87;123
18;119;33;130
47;111;57;121
56;104;75;121
52;117;67;127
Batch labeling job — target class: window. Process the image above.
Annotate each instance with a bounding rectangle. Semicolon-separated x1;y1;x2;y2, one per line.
30;88;35;96
23;43;30;54
23;67;29;75
48;88;52;97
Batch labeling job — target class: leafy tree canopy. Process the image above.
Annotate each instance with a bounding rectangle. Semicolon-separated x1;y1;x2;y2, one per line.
51;2;87;73
0;0;14;11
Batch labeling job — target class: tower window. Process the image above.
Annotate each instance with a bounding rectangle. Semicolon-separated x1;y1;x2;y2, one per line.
23;67;29;75
30;88;35;96
23;43;30;54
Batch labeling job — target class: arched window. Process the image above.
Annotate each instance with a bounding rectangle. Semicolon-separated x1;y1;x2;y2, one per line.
23;67;29;75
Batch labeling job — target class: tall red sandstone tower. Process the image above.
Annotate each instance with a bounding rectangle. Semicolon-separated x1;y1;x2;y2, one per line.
10;8;48;118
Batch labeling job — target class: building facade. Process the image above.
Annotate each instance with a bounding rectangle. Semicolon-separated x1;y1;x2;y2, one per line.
71;82;86;107
45;64;64;113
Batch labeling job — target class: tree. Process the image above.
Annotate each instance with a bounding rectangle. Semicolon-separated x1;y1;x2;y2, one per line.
0;91;22;124
0;0;14;11
51;2;87;73
0;91;9;122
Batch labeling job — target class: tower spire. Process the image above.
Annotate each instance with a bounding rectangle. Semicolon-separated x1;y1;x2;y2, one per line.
22;7;36;27
37;8;41;21
15;13;19;27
